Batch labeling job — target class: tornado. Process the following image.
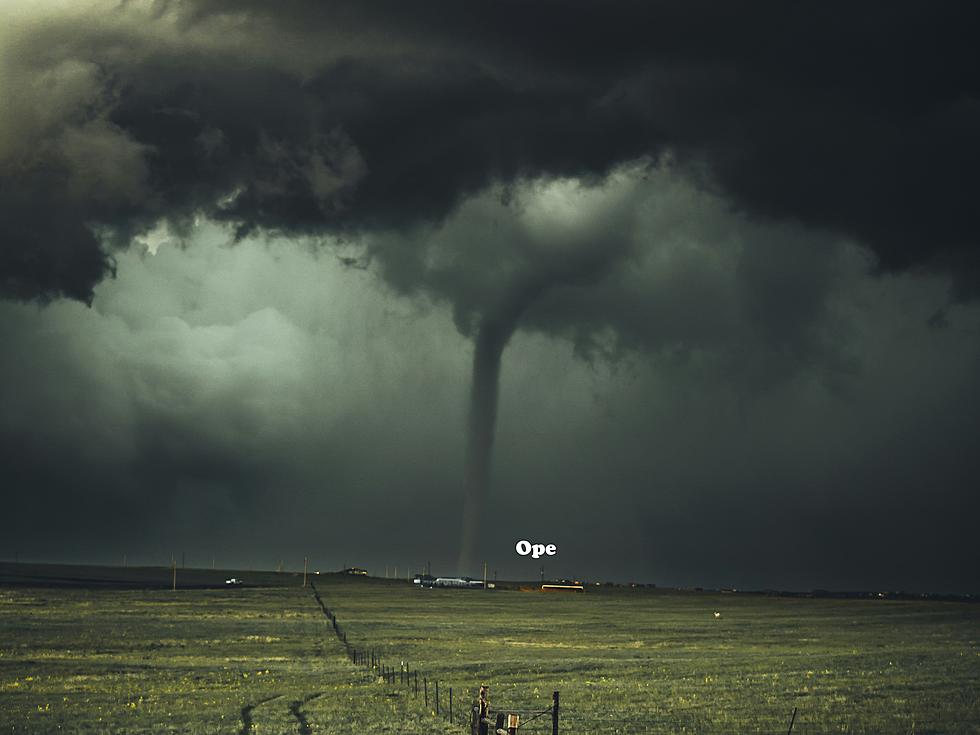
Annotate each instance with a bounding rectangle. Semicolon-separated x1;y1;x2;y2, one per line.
457;318;509;575
456;278;548;575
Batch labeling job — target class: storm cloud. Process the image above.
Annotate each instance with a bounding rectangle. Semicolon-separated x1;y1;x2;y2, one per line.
1;2;979;590
2;1;980;304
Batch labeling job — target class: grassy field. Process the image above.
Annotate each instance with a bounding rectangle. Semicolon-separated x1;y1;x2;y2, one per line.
0;572;457;735
315;578;979;735
0;566;977;734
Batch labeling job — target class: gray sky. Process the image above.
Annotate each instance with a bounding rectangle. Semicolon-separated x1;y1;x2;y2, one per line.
1;1;979;591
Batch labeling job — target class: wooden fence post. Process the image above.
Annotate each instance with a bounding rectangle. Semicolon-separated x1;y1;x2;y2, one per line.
553;691;559;735
436;681;440;715
414;670;418;696
424;677;428;707
450;687;453;724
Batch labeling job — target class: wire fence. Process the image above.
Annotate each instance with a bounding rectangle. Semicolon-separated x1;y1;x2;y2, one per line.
310;581;559;733
309;583;978;735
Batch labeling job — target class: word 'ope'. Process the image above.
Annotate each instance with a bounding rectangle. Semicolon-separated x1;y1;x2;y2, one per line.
515;540;557;558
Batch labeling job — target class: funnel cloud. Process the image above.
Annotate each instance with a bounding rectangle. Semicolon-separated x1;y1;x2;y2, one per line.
0;2;979;591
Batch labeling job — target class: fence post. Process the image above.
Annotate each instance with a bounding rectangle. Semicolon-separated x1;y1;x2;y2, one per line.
414;670;418;696
552;691;559;735
450;686;453;724
436;681;440;715
424;677;428;708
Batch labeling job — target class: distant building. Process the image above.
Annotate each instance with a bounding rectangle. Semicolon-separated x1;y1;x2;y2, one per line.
343;567;368;576
418;576;485;589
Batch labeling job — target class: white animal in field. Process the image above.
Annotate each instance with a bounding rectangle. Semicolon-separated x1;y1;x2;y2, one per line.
713;611;721;618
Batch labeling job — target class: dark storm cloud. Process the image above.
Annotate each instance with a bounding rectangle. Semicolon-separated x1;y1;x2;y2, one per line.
0;236;473;568
2;1;979;305
0;221;977;590
2;2;980;592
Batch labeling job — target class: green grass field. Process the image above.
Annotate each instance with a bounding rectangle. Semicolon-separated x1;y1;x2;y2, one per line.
0;566;977;734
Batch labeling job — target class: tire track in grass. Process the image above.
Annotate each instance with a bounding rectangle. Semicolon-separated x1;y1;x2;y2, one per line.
289;693;324;735
239;694;283;734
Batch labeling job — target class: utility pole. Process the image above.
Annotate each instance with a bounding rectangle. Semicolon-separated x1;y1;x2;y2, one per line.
483;561;487;590
303;556;308;587
171;560;176;591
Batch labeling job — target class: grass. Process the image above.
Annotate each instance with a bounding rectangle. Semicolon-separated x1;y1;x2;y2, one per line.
0;565;977;734
318;577;979;735
0;581;455;734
